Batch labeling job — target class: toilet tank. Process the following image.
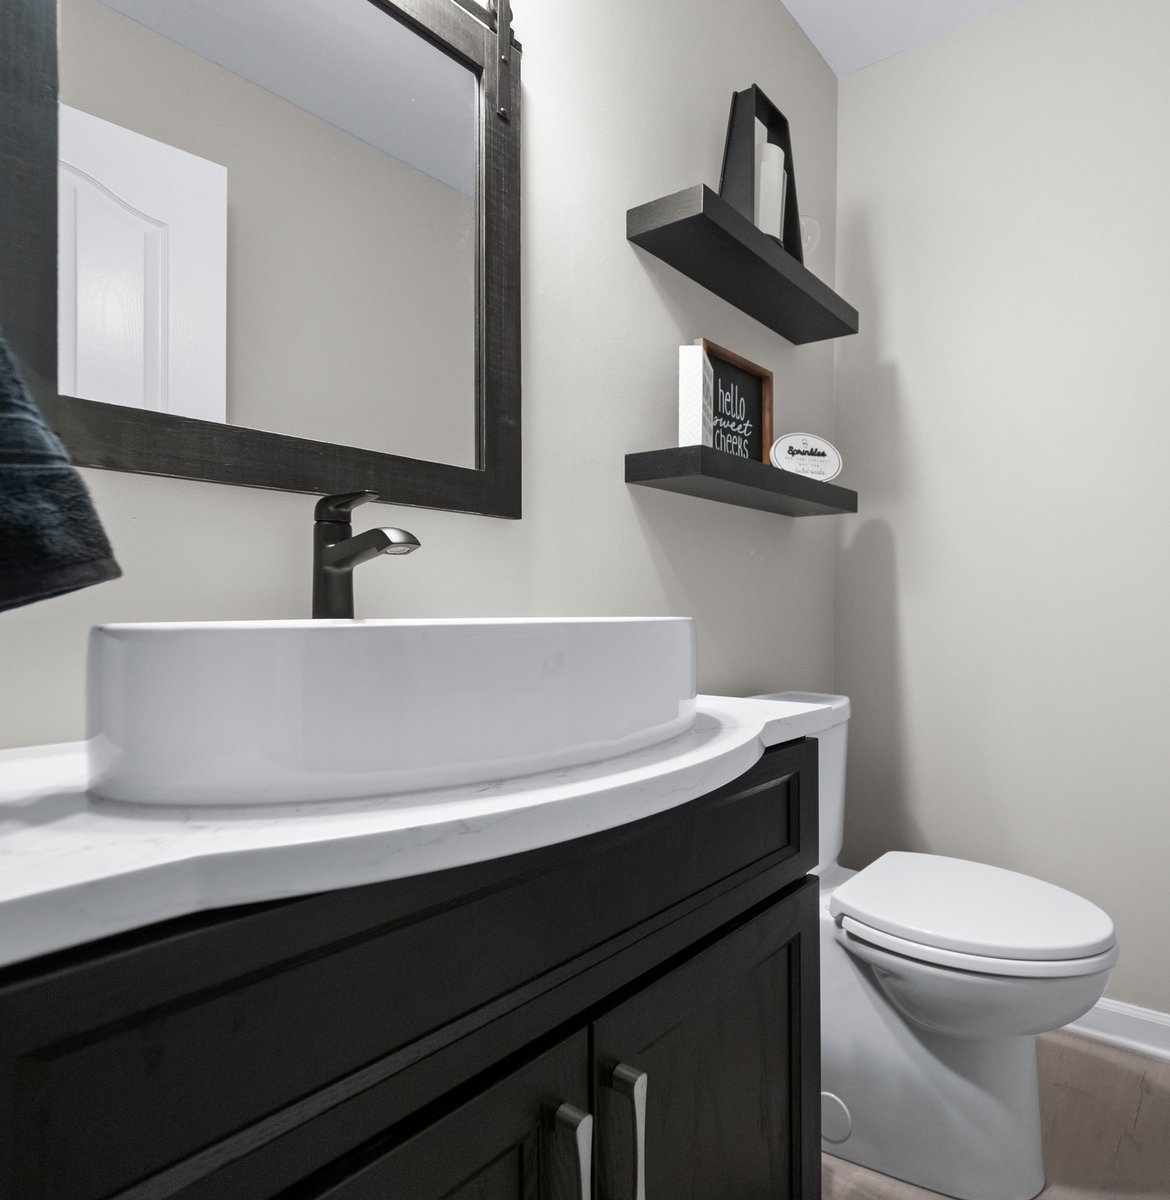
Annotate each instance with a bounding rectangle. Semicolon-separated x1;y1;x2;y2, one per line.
754;691;851;873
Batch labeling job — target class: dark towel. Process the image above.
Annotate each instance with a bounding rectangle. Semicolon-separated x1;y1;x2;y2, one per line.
0;332;121;612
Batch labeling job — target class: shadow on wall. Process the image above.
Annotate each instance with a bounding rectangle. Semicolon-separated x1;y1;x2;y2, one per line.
622;245;804;399
629;250;710;336
627;486;830;698
833;205;916;512
836;517;923;871
833;208;1043;873
833;208;925;871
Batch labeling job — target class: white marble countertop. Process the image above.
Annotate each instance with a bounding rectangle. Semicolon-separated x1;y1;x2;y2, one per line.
0;695;835;969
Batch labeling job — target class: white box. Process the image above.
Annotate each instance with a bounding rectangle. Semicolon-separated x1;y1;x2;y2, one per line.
678;346;714;446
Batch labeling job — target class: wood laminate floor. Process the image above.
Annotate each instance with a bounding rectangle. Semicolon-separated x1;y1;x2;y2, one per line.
822;1031;1170;1199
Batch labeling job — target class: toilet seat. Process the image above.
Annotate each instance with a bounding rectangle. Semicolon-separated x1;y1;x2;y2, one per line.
830;851;1117;962
838;914;1120;978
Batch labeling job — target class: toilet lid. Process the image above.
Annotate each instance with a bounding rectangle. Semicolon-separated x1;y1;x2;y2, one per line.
829;852;1116;961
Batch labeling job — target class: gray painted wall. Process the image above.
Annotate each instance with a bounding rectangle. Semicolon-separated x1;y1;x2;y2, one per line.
835;0;1170;1010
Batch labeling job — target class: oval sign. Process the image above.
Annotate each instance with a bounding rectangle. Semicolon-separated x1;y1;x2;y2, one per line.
770;433;843;481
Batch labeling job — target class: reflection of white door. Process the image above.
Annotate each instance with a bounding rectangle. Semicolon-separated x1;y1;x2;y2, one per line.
58;105;227;422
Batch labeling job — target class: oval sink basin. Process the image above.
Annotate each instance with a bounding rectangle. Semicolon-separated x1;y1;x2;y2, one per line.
88;617;698;806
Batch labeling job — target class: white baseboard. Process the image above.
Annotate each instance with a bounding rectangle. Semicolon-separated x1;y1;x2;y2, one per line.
1066;998;1170;1063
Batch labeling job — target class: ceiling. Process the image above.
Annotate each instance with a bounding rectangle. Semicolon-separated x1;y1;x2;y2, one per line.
780;0;1024;76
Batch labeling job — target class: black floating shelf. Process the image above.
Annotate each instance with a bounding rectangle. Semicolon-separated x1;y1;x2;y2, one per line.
626;446;858;517
627;185;859;345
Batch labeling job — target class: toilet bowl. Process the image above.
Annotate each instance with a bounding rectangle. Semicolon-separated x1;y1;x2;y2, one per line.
758;692;1118;1200
838;919;1116;1039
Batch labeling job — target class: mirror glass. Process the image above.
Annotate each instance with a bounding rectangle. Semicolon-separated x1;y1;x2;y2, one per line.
57;0;478;469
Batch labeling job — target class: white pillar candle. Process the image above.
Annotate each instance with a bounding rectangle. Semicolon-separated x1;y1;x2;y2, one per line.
756;141;786;239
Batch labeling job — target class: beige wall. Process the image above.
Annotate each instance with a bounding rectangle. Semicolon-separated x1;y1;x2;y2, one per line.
0;0;841;747
835;0;1170;1010
59;0;477;467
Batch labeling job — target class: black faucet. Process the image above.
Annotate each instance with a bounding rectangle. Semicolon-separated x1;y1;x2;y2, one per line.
312;491;420;619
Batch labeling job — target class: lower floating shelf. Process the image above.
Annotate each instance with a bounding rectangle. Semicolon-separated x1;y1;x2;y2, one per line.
626;446;858;517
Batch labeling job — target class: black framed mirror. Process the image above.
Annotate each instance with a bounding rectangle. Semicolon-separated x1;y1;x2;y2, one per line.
39;0;521;518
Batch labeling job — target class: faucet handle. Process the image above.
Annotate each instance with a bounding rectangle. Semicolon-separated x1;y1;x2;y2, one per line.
314;490;379;523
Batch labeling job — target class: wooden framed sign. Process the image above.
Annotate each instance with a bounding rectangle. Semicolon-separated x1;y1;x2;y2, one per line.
696;339;773;464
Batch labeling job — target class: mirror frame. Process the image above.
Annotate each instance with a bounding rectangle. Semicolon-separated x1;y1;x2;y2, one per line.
40;0;522;518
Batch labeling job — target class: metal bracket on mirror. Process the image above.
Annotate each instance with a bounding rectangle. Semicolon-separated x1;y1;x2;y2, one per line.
491;0;513;121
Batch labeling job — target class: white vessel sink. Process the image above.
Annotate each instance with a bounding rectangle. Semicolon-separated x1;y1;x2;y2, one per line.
87;617;698;806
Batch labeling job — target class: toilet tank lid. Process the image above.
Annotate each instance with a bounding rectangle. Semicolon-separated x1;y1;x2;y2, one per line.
829;852;1117;961
752;692;851;726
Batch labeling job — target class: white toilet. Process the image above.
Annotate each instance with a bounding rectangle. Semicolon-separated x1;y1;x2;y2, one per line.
763;692;1118;1200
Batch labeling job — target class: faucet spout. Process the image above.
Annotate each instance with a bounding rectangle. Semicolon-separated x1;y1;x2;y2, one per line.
311;493;420;619
322;527;421;572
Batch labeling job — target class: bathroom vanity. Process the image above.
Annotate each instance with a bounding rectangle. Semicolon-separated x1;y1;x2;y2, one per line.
0;738;820;1199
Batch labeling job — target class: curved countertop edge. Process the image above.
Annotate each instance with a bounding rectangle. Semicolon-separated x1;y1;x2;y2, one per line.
0;694;832;969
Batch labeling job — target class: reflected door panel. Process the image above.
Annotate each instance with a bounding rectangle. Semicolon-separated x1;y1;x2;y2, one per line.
57;104;227;422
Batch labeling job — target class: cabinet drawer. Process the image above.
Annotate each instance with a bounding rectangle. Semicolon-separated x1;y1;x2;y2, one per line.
0;740;815;1200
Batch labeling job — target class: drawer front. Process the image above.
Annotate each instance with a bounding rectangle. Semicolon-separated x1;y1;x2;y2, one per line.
0;740;816;1200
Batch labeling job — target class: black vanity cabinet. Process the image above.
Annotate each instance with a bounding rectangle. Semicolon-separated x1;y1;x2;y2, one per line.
0;740;820;1200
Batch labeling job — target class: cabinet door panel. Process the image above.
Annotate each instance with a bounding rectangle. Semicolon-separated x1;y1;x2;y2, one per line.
302;1030;588;1200
594;880;819;1200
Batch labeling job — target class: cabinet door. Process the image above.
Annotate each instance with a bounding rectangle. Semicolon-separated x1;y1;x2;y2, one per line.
594;879;820;1200
302;1031;591;1200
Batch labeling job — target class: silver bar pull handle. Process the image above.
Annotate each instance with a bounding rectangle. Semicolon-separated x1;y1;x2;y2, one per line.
612;1063;648;1200
550;1102;593;1200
